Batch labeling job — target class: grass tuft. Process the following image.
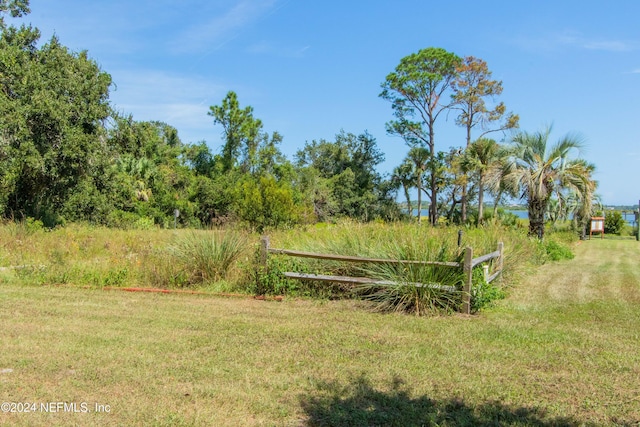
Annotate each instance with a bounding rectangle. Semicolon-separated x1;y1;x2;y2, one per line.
169;230;248;285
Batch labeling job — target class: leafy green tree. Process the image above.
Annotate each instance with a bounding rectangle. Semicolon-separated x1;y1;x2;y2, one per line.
380;47;461;225
1;25;112;223
189;172;238;226
295;130;389;221
183;141;215;176
295;137;350;178
451;56;519;222
440;147;468;222
108;117;182;163
205;92;305;227
346;131;385;192
294;166;336;222
253;130;297;182
233;175;299;231
208;91;263;173
0;0;29;30
504;126;597;238
105;118;200;226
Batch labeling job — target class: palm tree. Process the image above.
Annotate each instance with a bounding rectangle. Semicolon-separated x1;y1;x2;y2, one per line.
568;163;599;238
504;126;596;238
460;138;504;225
406;147;430;224
392;160;415;219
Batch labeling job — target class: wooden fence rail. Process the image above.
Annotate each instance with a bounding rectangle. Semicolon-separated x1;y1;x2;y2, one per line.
259;236;504;314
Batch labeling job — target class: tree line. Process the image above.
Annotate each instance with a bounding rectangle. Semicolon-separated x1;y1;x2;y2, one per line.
0;2;597;237
380;47;596;238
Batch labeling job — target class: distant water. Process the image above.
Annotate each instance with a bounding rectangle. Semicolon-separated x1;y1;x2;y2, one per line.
407;209;528;219
407;209;636;224
506;210;528;219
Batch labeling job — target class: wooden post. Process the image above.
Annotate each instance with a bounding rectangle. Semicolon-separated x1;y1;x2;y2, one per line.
462;246;473;314
497;242;504;274
260;236;270;269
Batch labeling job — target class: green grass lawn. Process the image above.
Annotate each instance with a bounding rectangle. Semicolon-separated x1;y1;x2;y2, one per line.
1;238;639;426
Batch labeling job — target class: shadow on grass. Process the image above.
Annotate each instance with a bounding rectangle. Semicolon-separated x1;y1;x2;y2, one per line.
299;375;594;427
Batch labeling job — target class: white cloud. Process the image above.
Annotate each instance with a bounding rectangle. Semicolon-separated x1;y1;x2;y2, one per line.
109;70;227;144
583;40;636;52
169;0;278;53
513;30;638;53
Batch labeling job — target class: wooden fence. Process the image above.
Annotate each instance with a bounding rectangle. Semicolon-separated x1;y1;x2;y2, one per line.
259;236;504;314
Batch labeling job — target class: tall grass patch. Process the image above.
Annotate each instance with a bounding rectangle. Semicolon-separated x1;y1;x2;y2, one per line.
355;262;463;315
0;224;250;292
260;221;538;313
0;220;552;313
164;230;249;286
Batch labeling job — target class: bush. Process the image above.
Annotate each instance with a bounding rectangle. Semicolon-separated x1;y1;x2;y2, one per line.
251;255;302;296
543;240;574;261
494;209;520;228
233;175;300;231
604;211;625;235
471;268;506;313
250;249;351;298
24;217;45;233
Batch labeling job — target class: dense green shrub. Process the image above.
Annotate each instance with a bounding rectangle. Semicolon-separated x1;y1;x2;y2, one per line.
471;268;506;313
233;175;302;231
543;240;574;261
250;248;352;298
604;211;626;235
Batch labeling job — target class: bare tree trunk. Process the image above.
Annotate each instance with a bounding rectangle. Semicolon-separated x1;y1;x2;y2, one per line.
428;123;437;226
477;174;484;226
403;184;411;219
493;190;503;222
461;183;468;223
417;177;422;224
429;173;437;225
461;124;472;223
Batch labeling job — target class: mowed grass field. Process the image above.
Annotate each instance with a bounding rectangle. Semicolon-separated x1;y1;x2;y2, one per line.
1;238;639;426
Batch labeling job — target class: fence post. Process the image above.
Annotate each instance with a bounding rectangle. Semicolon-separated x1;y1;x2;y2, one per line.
260;236;270;269
462;246;473;314
497;241;504;274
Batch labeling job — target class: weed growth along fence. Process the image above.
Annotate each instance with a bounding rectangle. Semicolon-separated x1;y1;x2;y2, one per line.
260;236;504;314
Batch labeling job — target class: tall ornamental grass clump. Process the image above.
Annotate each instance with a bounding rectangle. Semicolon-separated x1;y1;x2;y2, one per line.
169;230;248;285
354;259;464;316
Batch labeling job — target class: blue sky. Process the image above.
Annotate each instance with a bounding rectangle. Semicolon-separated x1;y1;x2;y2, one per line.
18;0;640;205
